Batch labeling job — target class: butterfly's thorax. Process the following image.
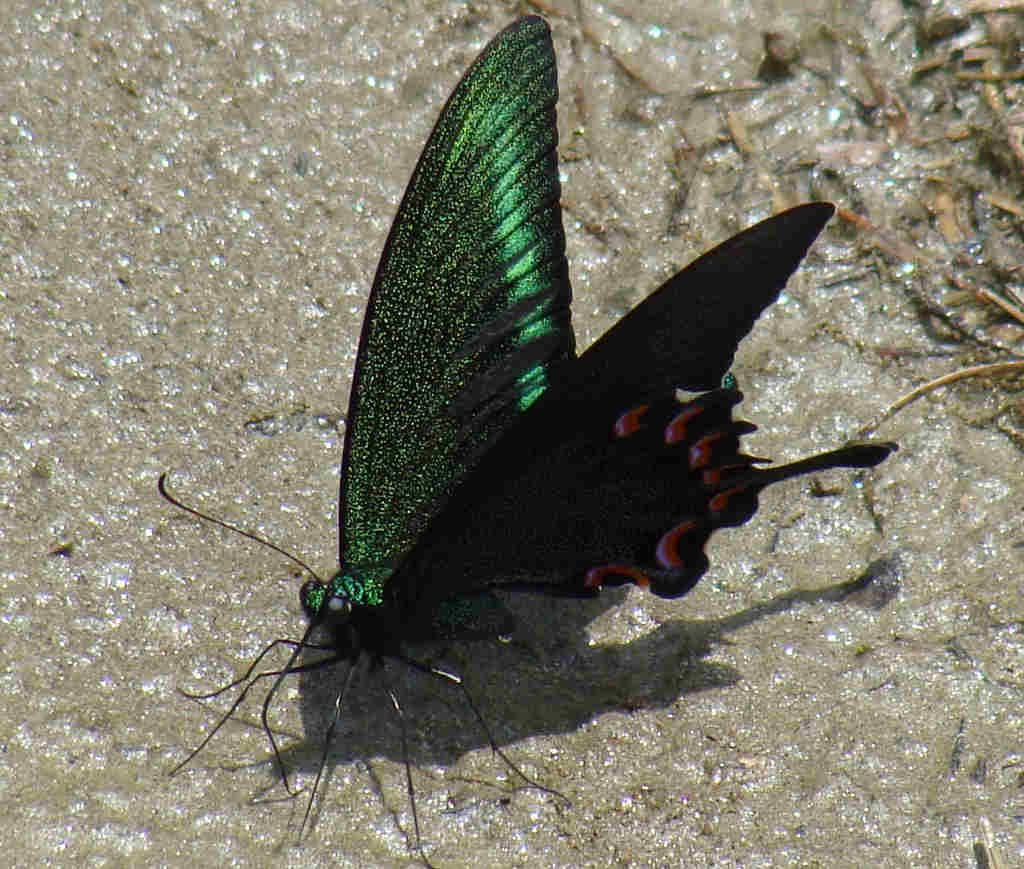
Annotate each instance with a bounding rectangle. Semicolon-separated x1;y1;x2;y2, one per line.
301;568;409;656
347;600;408;656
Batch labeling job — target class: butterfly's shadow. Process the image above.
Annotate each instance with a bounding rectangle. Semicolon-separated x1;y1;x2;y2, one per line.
276;564;891;812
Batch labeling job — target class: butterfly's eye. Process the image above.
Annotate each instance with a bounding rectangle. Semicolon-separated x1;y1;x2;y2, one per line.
300;579;328;618
326;593;353;619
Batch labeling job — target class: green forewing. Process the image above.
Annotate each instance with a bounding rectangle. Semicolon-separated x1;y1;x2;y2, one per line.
339;17;573;578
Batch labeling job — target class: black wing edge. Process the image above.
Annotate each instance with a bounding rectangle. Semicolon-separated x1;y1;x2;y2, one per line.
569;202;837;410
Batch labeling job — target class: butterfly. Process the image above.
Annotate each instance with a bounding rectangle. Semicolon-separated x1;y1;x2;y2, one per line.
165;12;895;857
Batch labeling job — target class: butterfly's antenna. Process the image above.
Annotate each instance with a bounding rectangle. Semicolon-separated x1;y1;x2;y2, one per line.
399;655;571;809
299;654;359;840
158;472;326;584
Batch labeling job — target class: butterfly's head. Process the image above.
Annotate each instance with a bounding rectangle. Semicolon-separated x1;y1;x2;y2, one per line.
300;577;349;626
300;569;386;626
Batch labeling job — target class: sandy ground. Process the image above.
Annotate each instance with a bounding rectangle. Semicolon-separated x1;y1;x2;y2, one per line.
1;1;1021;867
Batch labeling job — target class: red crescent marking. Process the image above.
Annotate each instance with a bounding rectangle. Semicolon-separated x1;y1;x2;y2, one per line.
664;402;704;445
690;430;726;469
613;404;650;438
709;486;745;514
656;519;699;568
584;564;652;589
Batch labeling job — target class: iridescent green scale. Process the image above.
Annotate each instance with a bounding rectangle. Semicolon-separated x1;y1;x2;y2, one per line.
335;18;572;584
